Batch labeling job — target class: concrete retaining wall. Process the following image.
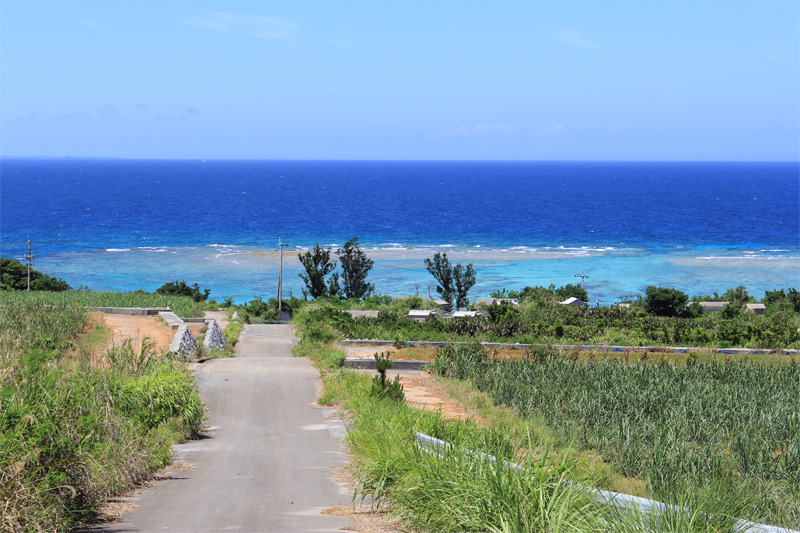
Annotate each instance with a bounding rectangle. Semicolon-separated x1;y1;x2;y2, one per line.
86;307;172;316
203;319;227;351
337;339;800;357
345;358;427;370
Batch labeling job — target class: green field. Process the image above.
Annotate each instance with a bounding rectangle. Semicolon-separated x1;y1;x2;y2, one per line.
0;290;204;318
432;343;800;529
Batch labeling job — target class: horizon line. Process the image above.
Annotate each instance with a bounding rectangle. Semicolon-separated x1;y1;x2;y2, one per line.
2;155;799;164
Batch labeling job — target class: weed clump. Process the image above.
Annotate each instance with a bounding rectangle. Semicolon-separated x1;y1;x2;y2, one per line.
370;352;404;401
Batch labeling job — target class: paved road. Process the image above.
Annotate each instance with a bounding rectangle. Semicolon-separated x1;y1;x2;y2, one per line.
85;324;353;532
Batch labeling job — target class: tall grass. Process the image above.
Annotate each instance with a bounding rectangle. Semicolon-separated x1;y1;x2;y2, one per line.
0;290;202;318
0;300;88;370
297;331;751;532
1;302;203;532
433;343;800;529
343;372;609;532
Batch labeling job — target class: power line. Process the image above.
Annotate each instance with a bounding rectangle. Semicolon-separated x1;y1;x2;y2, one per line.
574;270;589;290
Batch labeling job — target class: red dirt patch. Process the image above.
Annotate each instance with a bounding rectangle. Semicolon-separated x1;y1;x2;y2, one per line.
400;372;481;423
101;313;176;354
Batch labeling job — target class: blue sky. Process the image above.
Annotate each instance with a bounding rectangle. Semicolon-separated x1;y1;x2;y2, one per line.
1;1;798;160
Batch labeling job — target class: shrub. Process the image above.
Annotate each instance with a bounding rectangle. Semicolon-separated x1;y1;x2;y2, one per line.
0;257;70;291
643;286;689;317
370;353;404;401
155;280;210;302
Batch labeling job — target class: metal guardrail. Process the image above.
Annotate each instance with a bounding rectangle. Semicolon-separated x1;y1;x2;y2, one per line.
414;432;797;533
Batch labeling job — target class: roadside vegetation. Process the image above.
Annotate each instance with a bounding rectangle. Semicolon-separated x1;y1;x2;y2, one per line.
0;300;203;532
297;285;800;350
292;305;789;532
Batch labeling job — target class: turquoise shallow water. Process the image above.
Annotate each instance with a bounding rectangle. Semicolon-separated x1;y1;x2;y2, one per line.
1;159;798;303
29;244;799;305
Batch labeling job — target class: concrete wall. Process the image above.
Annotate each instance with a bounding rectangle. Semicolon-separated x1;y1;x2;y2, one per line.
86;307;172;316
336;339;800;356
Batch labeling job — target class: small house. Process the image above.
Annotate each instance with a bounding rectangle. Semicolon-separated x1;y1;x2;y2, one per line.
559;297;588;308
698;302;728;312
452;310;487;319
434;299;452;312
343;310;380;319
475;297;520;307
745;303;766;315
407;309;440;323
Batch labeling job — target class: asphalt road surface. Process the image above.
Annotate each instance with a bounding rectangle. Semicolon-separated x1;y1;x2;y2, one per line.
84;324;354;532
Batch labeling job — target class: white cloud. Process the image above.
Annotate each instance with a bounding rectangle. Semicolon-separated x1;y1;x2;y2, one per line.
553;27;599;49
553;122;564;132
183;12;299;41
456;123;516;136
16;111;36;120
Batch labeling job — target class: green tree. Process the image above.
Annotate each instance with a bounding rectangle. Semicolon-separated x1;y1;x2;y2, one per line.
453;263;476;310
518;285;558;302
424;252;476;310
424;252;454;305
298;244;337;299
0;257;70;291
337;237;374;300
721;285;752;308
643;285;688;317
554;283;588;303
155;280;210;302
763;288;800;314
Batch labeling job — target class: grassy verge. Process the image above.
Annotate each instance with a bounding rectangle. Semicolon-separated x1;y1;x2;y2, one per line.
1;302;204;532
293;323;754;532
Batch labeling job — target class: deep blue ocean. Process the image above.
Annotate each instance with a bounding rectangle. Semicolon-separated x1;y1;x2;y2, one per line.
1;158;798;304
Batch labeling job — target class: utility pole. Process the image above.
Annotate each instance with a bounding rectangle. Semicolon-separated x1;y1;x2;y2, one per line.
24;237;34;292
277;238;288;313
574;270;589;290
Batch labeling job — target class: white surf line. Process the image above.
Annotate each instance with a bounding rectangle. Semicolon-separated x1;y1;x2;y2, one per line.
414;433;797;533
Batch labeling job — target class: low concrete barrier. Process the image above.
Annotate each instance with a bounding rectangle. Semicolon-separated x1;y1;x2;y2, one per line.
203;319;226;351
337;339;800;357
158;311;184;329
169;324;197;358
86;306;172;316
344;358;427;370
